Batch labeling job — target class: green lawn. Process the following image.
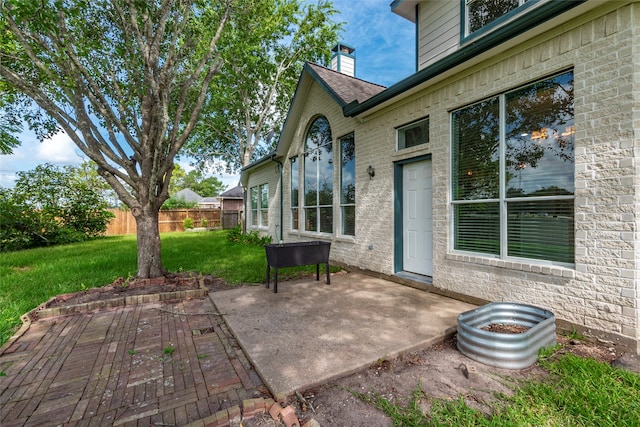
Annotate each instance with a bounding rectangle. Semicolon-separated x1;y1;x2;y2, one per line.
0;230;277;345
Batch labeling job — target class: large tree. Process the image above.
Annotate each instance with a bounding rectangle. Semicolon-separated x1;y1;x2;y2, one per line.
0;0;233;278
185;0;342;171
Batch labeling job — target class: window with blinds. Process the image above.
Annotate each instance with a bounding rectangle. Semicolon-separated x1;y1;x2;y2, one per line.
452;70;574;264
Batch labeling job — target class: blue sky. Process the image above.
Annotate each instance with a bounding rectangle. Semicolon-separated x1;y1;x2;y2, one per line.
0;1;415;190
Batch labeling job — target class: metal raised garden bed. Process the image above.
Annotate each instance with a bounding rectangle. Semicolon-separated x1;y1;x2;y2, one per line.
265;241;331;293
457;302;556;369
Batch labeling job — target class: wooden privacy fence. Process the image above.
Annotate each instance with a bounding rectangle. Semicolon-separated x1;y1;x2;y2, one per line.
105;208;241;235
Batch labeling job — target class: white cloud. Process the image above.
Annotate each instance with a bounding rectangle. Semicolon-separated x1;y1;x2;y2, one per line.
0;129;85;188
35;132;84;164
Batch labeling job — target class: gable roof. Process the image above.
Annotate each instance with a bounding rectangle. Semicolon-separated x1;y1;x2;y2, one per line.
199;197;219;203
242;62;386;185
270;63;385;159
305;63;386;106
219;185;243;199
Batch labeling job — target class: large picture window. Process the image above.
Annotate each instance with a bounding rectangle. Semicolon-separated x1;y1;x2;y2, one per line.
340;133;355;236
303;116;333;233
464;0;529;37
452;71;574;264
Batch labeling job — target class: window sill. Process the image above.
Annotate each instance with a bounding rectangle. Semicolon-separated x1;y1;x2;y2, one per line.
446;252;575;279
287;230;333;240
334;235;355;243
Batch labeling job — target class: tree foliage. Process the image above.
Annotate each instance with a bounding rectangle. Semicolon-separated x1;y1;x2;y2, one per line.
0;0;232;277
185;0;342;172
0;163;114;251
168;163;226;197
0;0;341;277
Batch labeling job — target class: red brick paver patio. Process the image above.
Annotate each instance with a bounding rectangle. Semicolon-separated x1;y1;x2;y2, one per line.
0;297;268;426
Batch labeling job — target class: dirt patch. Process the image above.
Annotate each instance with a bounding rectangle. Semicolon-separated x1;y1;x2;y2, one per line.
255;336;625;427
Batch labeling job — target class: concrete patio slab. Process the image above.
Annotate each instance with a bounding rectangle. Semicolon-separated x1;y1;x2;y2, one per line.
210;272;476;400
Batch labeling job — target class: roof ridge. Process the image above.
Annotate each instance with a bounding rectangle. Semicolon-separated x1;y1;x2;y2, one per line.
306;62;387;90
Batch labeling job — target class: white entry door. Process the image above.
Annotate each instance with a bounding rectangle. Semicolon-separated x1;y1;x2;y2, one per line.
402;160;433;276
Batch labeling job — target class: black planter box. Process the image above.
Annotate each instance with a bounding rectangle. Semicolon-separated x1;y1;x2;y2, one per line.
265;241;331;293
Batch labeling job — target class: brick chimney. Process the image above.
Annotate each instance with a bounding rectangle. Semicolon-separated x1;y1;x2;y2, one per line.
330;43;355;77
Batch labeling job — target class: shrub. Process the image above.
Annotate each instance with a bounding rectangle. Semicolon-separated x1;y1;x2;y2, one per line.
200;218;208;228
227;224;272;246
183;217;194;229
0;164;114;252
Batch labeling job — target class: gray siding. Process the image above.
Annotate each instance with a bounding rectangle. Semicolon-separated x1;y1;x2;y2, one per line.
417;0;459;69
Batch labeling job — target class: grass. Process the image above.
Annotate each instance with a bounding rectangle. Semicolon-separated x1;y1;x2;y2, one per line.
353;346;640;426
0;230;334;345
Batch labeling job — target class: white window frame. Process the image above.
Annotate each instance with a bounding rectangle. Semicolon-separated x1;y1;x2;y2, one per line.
303;116;333;234
250;183;268;228
450;70;575;266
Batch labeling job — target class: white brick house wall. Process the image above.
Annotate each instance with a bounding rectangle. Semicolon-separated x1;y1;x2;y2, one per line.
357;3;639;351
245;162;280;241
246;2;640;352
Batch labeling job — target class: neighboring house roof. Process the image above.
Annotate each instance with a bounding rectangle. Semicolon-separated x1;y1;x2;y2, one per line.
174;188;202;203
219;185;243;199
199;197;219;204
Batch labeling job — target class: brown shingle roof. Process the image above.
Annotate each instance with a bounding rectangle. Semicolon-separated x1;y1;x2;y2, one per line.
306;63;386;106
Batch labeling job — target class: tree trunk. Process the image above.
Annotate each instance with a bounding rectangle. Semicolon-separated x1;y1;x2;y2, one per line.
133;205;165;278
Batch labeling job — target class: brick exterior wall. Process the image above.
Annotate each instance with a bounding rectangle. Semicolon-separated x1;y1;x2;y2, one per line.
245;162;280;240
248;2;640;352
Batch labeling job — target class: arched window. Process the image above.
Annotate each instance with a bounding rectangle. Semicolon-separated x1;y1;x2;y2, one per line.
303;116;333;233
